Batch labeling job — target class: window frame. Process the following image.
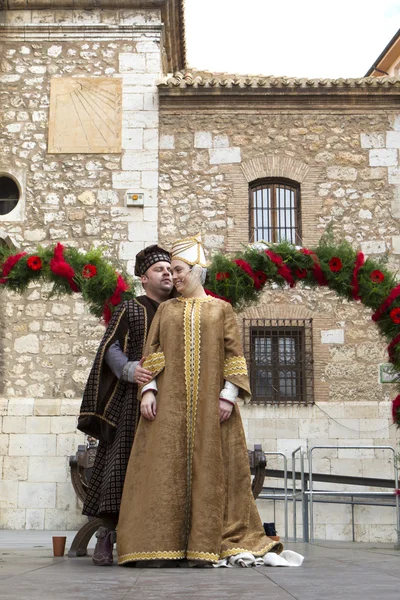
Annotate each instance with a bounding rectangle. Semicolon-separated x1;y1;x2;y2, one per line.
249;178;301;245
243;318;314;406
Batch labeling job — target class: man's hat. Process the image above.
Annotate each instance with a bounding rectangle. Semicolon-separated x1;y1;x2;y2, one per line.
171;233;208;268
134;244;171;277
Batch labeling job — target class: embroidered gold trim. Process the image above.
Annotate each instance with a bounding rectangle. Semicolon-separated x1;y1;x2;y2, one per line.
104;329;131;415
143;352;165;374
118;550;185;564
186;550;219;562
220;541;280;559
224;355;248;378
79;412;117;428
177;296;212;303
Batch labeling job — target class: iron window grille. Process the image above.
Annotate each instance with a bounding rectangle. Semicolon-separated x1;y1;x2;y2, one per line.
243;318;314;405
249;178;301;245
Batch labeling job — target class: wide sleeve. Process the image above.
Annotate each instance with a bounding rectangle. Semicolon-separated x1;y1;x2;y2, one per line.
140;303;166;382
223;303;251;402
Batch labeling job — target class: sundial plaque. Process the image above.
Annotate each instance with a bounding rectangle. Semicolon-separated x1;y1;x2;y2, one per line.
48;77;122;154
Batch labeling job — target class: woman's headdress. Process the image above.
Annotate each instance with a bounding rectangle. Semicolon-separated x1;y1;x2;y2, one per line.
171;233;208;267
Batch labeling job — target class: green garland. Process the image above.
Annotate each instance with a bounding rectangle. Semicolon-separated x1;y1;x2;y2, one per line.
1;237;400;426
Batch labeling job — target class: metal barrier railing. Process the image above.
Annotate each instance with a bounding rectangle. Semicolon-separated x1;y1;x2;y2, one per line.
308;445;399;544
291;446;308;542
261;452;289;541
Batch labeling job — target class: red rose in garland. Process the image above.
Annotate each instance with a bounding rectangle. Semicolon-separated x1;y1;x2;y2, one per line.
328;257;343;272
82;264;97;279
254;270;267;286
216;272;230;281
295;268;307;279
370;270;384;284
27;256;42;271
389;307;400;324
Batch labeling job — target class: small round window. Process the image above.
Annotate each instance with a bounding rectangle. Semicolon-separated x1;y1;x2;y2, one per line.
0;176;20;216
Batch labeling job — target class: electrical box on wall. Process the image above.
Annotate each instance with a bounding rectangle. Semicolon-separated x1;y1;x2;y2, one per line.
125;192;144;207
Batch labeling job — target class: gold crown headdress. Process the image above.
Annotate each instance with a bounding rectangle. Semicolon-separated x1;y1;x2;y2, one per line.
171;233;208;268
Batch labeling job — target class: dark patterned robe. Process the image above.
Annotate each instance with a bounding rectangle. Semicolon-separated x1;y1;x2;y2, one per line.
78;296;158;517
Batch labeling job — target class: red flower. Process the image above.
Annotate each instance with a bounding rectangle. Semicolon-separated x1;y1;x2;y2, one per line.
216;272;230;281
392;395;400;424
27;256;42;271
204;288;231;303
370;270;384;284
295;268;307;279
395;489;400;496
329;257;343;272
82;264;97;279
254;270;267;286
390;307;400;324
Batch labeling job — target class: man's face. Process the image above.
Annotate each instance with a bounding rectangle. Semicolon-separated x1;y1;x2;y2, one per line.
141;261;173;294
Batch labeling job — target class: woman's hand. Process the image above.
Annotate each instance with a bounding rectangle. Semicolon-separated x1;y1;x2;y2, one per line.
141;390;157;421
219;399;233;423
134;357;153;385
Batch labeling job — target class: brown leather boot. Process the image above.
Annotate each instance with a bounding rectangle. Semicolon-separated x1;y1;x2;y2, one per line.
92;527;116;566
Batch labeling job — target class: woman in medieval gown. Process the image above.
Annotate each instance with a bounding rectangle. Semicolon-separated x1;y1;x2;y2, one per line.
117;235;300;567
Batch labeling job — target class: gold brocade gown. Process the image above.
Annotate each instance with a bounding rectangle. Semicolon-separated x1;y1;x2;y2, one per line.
117;296;282;564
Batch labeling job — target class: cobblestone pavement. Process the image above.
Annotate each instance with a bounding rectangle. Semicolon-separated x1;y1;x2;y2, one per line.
1;532;400;600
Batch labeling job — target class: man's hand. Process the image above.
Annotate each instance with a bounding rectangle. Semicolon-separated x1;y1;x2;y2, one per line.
219;399;233;423
134;357;153;385
141;390;157;421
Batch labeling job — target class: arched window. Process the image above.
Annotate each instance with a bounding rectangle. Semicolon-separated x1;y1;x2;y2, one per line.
249;178;301;244
0;175;20;216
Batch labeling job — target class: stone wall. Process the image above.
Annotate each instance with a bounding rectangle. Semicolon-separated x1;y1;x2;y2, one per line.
158;106;400;541
0;8;162;529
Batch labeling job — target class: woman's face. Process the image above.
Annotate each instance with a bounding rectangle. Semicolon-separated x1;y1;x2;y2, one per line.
171;259;192;295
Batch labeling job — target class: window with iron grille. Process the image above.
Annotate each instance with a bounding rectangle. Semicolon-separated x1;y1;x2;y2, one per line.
249;178;301;244
243;318;314;405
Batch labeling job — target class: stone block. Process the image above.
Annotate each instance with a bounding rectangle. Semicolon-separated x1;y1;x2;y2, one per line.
325;523;352;541
328;420;360;439
141;171;159;189
9;434;56;457
18;482;56;509
386;131;400;148
146;54;161;74
128;222;158;242
56;481;79;510
144;92;158;111
360;240;386;254
0;482;19;508
14;334;39;354
26;508;45;530
314;502;351;524
276;438;307;458
360;133;385;148
275;420;299;438
34;399;61;416
60;399;81;416
0;398;8;416
3;456;28;481
388;166;400;184
0;434;9;455
299;419;329;439
390;235;400;253
143;129;158;150
160;134;175;149
361;457;394;479
44;508;67;530
119;53;146;73
50;416;77;434
143;207;158;222
136;41;159;53
112;171;141;189
0;509;26;529
119;241;145;260
28;456;68;483
2;417;26;434
213;134;229;148
209;147;241;164
122;128;144;150
194;131;212;148
122;150;158;171
123;93;144;111
8;398;34;417
369;149;397;167
123;110;158;129
354;504;395;526
320;329;344;344
370;526;397;543
121;73;158;87
326;166;357;181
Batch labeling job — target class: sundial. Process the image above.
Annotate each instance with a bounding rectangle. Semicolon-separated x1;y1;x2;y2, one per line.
48;77;122;154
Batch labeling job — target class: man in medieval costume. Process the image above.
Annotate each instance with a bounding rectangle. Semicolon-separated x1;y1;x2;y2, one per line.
77;245;173;566
117;235;296;568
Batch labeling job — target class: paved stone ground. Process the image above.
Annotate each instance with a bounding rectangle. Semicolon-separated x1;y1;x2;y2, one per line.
1;532;400;600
